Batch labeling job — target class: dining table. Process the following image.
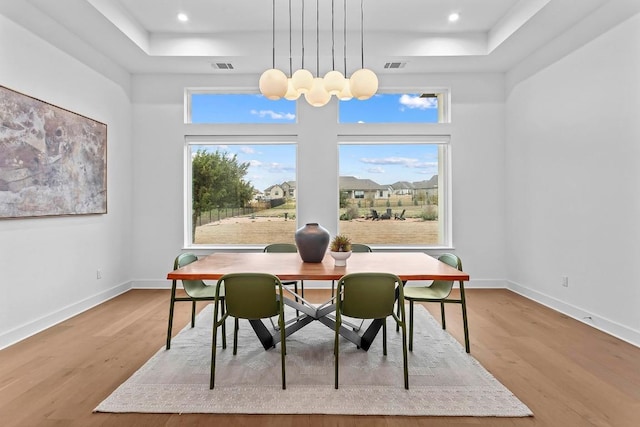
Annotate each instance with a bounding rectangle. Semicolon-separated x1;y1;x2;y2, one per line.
167;251;469;351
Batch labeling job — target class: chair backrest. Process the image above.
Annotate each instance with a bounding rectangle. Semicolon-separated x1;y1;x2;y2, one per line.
217;273;283;319
263;243;297;253
174;253;208;296
351;243;372;253
430;253;463;295
336;272;403;319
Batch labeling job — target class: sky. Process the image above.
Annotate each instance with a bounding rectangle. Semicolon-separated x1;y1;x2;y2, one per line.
191;93;439;192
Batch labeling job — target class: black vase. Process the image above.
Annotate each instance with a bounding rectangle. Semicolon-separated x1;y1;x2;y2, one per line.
294;223;330;263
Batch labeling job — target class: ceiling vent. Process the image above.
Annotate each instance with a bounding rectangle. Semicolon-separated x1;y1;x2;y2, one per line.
383;62;406;69
212;62;234;70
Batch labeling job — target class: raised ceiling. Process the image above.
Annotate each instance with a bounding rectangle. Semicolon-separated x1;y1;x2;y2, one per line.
4;0;638;77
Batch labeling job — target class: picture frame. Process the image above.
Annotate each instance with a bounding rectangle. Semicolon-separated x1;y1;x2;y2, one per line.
0;85;107;218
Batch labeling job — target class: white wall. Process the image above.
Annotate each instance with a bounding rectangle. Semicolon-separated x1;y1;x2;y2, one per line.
505;13;640;345
0;14;134;349
129;73;507;289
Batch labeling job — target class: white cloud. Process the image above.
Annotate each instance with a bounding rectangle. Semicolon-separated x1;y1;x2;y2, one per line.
361;156;419;166
366;166;385;174
240;146;255;154
250;109;296;120
398;94;436;110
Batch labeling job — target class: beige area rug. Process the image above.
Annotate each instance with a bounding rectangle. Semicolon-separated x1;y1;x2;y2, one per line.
95;304;532;417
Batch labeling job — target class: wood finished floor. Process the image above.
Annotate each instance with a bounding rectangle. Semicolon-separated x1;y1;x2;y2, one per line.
1;288;638;427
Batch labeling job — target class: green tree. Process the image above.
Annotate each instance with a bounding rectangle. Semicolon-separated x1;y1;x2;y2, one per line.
339;191;349;208
191;149;253;239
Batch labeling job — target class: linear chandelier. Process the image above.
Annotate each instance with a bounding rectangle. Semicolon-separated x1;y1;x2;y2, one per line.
259;0;378;107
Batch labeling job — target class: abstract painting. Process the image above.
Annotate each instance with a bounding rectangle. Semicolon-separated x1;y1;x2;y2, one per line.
0;85;107;218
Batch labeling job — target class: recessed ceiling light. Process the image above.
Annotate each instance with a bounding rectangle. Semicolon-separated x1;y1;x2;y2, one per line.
177;13;189;22
448;12;460;23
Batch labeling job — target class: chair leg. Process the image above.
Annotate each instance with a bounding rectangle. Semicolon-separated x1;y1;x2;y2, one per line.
409;300;415;351
400;322;409;389
460;284;471;353
191;300;196;327
382;319;387;356
440;302;446;330
210;320;218;389
280;317;287;390
166;288;177;350
334;328;340;389
233;317;239;355
219;298;227;349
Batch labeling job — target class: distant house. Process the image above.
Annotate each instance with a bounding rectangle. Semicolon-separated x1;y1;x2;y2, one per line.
280;180;296;199
263;184;284;200
390;176;438;198
389;180;415;195
339;176;390;200
412;175;439;199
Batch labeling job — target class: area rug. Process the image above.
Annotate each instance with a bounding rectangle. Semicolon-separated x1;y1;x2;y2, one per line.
95;304;532;417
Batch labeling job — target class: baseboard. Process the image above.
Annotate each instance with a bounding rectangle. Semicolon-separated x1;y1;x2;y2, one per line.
0;282;131;350
507;280;640;348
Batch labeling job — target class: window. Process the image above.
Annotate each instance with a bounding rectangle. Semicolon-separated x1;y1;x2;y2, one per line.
187;142;297;246
338;141;449;246
188;93;296;124
339;92;448;123
185;88;452;249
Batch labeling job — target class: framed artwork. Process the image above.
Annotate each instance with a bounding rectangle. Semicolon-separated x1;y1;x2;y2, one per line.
0;85;107;218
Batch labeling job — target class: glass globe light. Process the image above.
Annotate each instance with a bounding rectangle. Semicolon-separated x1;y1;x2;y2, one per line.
323;70;345;95
337;78;353;101
259;68;288;100
304;78;331;107
291;69;314;94
284;79;301;100
349;68;378;100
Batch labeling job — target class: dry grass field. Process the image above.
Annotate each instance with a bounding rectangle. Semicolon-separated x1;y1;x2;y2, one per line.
195;216;439;245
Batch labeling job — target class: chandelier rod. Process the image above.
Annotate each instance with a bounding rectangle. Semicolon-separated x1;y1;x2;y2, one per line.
288;0;292;76
301;0;305;69
331;0;335;71
360;0;364;69
316;0;320;77
271;0;276;69
343;0;347;75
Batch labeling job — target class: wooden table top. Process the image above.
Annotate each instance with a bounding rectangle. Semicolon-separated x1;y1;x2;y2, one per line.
167;252;469;282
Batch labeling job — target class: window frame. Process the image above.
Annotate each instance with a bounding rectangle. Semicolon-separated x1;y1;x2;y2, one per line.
183;88;454;250
184;135;298;249
337;135;452;248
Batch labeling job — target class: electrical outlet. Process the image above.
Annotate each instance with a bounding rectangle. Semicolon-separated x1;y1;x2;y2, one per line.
561;276;568;287
97;269;102;280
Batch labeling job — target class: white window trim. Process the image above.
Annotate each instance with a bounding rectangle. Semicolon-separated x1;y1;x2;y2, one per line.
338;135;452;249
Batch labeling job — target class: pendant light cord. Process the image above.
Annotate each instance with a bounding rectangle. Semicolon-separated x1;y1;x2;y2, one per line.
288;0;292;76
316;0;320;77
301;0;305;69
271;0;276;69
360;0;364;69
343;0;347;75
331;0;335;71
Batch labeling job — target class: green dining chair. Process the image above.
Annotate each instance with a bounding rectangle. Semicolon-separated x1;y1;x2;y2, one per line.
210;273;287;389
166;252;225;350
331;243;372;298
334;272;409;389
403;253;470;353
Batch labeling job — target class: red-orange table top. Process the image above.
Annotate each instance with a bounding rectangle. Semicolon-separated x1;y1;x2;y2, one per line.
167;252;469;282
